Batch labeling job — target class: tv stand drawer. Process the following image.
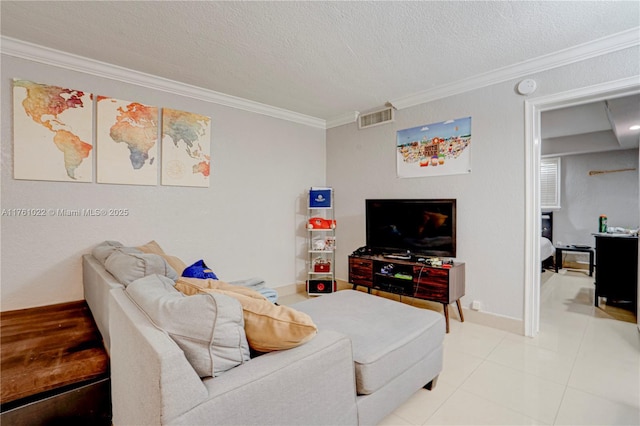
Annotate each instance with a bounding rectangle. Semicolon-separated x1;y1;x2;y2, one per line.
414;267;448;286
349;257;373;287
349;258;372;269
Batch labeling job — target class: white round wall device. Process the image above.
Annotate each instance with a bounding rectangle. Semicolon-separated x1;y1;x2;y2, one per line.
517;79;537;95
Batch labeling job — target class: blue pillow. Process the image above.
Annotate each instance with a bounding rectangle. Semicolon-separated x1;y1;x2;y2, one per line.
182;259;218;280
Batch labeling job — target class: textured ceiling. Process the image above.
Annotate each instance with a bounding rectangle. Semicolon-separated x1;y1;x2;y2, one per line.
1;1;639;122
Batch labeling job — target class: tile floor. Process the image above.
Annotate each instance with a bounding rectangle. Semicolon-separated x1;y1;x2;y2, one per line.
281;271;640;425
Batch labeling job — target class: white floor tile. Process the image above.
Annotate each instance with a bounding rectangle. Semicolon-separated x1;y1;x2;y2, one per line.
539;305;591;336
424;389;545;425
443;321;507;359
578;316;640;364
568;350;640;409
391;380;458;425
460;361;565;424
277;292;309;305
378;412;414;426
486;336;575;385
505;327;584;358
439;347;484;387
554;387;640;425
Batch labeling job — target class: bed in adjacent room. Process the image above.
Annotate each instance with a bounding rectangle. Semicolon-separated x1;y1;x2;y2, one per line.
541;212;555;270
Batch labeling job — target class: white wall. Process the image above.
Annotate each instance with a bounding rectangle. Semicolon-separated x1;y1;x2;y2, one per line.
553;149;639;247
1;54;326;311
327;46;640;322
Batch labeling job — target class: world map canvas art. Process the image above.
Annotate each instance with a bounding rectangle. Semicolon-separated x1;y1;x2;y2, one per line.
13;79;93;182
161;108;211;187
96;97;159;185
13;79;212;188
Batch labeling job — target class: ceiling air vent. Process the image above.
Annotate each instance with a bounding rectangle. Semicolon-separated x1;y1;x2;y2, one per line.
358;106;394;129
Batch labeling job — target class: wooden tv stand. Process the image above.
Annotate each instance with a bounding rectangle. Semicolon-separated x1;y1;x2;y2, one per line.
349;254;465;333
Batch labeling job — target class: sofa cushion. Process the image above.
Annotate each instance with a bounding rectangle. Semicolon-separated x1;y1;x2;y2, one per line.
137;240;188;276
294;290;445;395
105;249;178;286
92;241;140;265
126;274;250;377
175;277;317;353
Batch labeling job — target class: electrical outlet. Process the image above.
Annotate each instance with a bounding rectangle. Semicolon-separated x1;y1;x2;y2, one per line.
471;300;482;311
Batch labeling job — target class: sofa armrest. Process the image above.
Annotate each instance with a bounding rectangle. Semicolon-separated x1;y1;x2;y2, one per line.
109;289;209;425
83;254;124;352
171;329;359;426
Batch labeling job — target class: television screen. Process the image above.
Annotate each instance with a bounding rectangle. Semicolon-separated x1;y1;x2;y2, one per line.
366;199;456;258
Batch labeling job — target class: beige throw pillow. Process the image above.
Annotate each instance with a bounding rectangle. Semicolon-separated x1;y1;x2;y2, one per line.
176;277;317;352
137;240;188;275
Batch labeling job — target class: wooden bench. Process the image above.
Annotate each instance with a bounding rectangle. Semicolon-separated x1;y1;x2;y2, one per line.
1;301;111;424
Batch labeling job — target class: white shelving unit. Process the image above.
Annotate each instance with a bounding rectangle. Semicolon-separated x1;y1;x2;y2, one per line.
306;187;336;296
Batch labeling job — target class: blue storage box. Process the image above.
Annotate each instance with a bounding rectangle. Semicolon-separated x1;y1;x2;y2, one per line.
309;187;332;208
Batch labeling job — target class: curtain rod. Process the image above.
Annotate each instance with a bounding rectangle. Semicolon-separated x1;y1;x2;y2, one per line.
588;168;636;176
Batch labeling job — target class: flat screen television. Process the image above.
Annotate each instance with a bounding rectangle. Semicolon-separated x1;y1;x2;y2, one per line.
366;199;456;258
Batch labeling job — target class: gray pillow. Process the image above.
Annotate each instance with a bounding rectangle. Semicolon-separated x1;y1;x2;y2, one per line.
105;249;178;286
92;240;126;265
126;274;250;377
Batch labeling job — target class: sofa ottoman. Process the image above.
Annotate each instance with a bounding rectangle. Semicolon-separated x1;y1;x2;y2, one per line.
294;290;445;425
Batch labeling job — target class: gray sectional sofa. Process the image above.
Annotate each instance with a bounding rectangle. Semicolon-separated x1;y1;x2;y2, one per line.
82;242;445;425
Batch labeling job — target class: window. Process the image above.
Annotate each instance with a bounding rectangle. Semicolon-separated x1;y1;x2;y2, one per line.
541;157;561;209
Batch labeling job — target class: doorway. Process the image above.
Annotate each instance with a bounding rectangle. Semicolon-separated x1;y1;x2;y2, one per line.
523;77;640;337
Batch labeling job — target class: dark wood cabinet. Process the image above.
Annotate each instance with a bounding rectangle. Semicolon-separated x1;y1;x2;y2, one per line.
594;235;638;312
0;301;111;424
348;257;374;289
349;255;465;332
414;266;463;303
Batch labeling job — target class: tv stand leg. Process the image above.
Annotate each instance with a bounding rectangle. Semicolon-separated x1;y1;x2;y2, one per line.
352;284;372;294
455;299;465;322
442;303;450;333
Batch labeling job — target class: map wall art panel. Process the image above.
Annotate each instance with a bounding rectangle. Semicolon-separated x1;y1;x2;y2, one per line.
13;79;93;182
161;108;211;187
396;117;472;178
96;97;158;185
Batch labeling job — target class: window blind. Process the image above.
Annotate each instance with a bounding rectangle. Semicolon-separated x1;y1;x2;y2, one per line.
541;157;561;209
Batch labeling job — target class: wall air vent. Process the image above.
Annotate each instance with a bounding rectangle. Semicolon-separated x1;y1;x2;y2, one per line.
358;107;394;129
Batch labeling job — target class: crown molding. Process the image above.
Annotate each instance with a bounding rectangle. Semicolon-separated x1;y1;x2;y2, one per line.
0;36;327;129
4;27;638;131
390;27;640;111
326;111;360;129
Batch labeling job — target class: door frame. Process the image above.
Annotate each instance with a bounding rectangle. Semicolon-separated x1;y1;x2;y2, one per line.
523;76;640;337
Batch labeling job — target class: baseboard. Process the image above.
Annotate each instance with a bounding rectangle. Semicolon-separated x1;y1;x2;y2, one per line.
460;308;523;335
274;283;300;297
